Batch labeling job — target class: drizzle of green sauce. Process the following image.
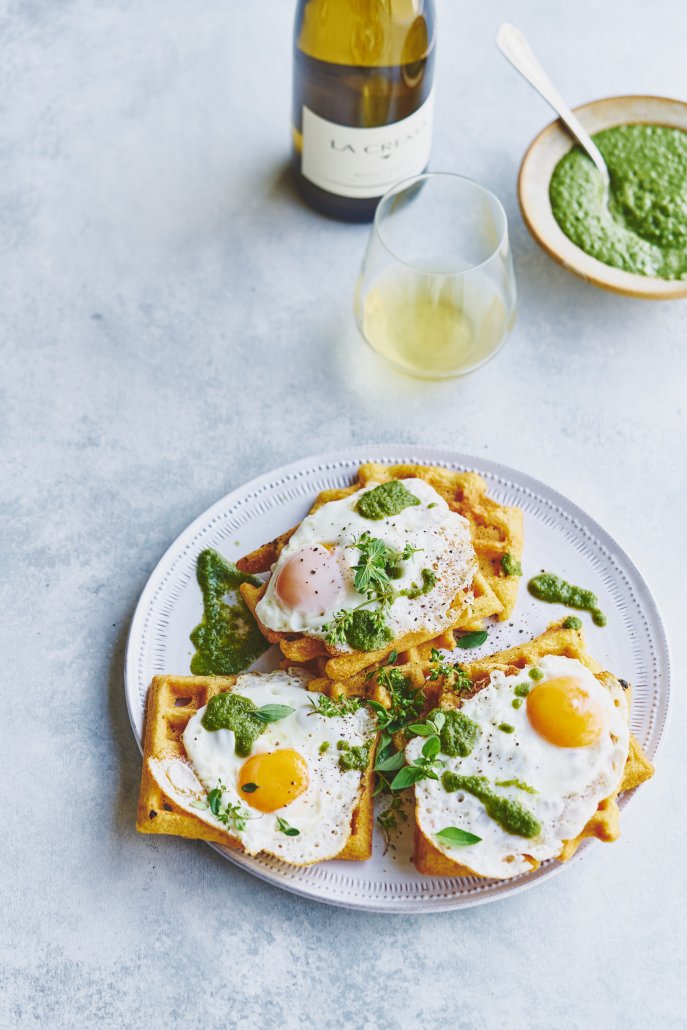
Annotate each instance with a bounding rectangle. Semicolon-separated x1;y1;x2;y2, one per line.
356;480;421;520
528;572;607;627
442;773;542;838
201;692;265;757
400;568;436;599
432;708;480;758
563;615;583;630
190;549;269;675
337;739;371;772
550;124;687;280
495;778;538;795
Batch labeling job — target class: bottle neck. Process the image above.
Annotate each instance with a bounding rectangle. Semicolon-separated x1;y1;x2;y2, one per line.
295;0;434;68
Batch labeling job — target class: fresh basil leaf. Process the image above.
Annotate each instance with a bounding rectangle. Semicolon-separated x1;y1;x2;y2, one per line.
421;735;441;760
372;776;386;797
435;826;482;847
254;704;296;723
456;630;488;650
408;722;434;736
374;750;406;773
241;782;260;793
207;788;222;816
430;711;445;733
390;765;427;790
378;730;392;752
276;816;300;837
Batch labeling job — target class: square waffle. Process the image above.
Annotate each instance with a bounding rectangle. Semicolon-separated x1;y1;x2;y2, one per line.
237;462;524;681
136;673;377;863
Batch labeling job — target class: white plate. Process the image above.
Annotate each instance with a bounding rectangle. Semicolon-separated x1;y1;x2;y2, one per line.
125;447;670;913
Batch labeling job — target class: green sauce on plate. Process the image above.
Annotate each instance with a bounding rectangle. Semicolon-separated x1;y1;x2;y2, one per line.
528;571;607;627
190;548;269;675
550;124;687;280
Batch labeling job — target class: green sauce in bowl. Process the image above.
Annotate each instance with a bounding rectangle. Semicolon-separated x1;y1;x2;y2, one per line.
550;123;687;280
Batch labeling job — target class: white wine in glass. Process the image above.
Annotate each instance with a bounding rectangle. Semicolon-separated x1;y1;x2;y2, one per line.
355;174;517;378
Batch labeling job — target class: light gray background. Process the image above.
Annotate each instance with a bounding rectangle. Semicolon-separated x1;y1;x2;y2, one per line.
2;1;685;1027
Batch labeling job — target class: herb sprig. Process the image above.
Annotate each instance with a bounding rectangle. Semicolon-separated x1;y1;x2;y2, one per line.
276;817;300;837
322;533;436;650
308;693;363;718
428;648;472;692
191;780;252;834
389;735;444;791
377;795;409;854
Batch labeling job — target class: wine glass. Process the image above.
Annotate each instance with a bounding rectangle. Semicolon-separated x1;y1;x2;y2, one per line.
354;172;517;379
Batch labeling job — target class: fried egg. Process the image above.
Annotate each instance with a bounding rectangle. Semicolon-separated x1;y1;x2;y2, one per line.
149;670;376;865
411;655;630;879
255;479;476;649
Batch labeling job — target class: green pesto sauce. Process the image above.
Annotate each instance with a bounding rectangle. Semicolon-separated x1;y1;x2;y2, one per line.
401;568;436;599
190;549;269;675
442;773;542;838
563;615;583;630
433;708;480;757
528;572;607;627
337;739;370;772
550;124;687;280
356;480;421;520
501;553;522;577
344;609;394;651
201;692;265;757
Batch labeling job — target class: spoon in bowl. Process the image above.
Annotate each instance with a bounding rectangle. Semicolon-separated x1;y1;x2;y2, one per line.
496;22;610;191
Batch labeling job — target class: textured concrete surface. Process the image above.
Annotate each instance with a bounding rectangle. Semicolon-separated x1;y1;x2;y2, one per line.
2;0;686;1027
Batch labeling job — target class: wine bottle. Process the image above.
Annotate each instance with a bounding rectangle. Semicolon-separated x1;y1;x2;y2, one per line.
292;0;436;222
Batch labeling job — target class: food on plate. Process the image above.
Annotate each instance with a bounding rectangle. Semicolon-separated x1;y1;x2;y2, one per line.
528;570;607;626
550;123;687;280
404;622;653;878
237;463;523;679
190;549;269;675
136;668;378;865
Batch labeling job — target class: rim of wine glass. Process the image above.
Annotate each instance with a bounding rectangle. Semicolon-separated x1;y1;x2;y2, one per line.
372;171;510;276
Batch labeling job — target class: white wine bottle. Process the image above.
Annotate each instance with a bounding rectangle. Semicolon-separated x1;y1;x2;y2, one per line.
292;0;436;222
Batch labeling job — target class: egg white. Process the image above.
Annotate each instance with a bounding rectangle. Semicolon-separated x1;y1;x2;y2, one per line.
410;656;630;879
149;669;377;865
256;478;476;649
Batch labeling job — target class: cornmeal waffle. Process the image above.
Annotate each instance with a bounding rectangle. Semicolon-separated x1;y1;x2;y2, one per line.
310;620;653;877
406;622;653;876
237;462;524;680
136;673;377;863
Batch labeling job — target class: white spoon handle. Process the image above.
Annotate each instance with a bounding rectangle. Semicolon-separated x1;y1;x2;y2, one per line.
496;22;610;187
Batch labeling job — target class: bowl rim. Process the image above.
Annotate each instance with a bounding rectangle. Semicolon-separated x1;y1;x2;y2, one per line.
517;93;687;299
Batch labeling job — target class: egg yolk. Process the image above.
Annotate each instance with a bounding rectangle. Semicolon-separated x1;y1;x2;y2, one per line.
526;676;604;748
275;544;343;613
238;749;309;812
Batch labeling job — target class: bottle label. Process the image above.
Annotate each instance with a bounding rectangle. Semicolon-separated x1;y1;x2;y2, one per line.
301;91;434;199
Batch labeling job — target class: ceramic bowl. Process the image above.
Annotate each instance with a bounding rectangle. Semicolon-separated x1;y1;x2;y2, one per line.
518;94;687;299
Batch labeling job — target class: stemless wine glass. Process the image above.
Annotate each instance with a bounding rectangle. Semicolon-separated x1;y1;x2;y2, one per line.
354;173;517;379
